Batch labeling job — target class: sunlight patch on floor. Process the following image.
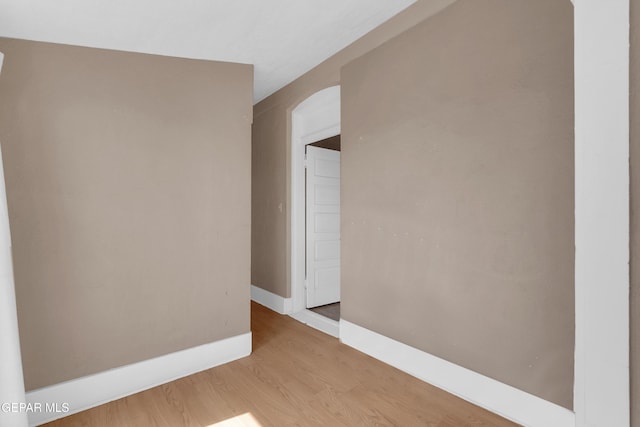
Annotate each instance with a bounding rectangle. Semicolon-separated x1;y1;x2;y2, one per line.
208;412;263;427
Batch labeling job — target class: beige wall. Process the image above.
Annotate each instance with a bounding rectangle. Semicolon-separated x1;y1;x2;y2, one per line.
631;0;639;424
340;0;574;409
0;38;253;390
251;0;457;297
251;109;288;296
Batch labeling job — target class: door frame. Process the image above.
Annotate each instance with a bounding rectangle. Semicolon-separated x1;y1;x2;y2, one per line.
290;85;340;336
573;0;629;424
0;51;29;427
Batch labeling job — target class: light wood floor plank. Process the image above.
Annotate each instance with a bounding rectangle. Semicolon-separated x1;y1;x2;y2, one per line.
44;302;519;427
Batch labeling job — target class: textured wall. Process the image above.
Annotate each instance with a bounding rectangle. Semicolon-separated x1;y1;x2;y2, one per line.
0;38;253;390
340;0;574;409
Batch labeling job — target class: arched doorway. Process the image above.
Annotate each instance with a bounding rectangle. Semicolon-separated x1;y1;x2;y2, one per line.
290;85;341;337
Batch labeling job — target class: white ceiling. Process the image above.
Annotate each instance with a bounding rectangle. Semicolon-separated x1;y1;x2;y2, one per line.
0;0;416;103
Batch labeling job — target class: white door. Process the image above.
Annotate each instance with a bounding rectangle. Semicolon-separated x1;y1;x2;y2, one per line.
306;145;340;308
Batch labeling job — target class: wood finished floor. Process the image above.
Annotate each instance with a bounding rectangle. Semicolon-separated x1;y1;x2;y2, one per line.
45;302;519;427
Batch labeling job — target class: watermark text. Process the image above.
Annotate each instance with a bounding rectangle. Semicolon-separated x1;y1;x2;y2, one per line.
1;402;69;413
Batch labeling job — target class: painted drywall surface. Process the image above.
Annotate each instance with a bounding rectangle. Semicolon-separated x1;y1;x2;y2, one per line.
251;111;288;297
251;0;457;298
340;0;574;409
631;0;639;424
0;38;253;390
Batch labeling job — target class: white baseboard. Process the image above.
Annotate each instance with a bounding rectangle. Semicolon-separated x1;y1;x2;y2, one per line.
340;320;575;427
250;285;292;314
289;309;339;338
26;332;252;426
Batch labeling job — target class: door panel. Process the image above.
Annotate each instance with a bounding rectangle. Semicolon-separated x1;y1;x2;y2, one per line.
315;158;340;178
306;145;341;308
315;185;340;204
314;213;340;233
315;240;340;261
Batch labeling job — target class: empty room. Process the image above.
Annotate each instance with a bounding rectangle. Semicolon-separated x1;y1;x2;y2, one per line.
0;0;636;426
